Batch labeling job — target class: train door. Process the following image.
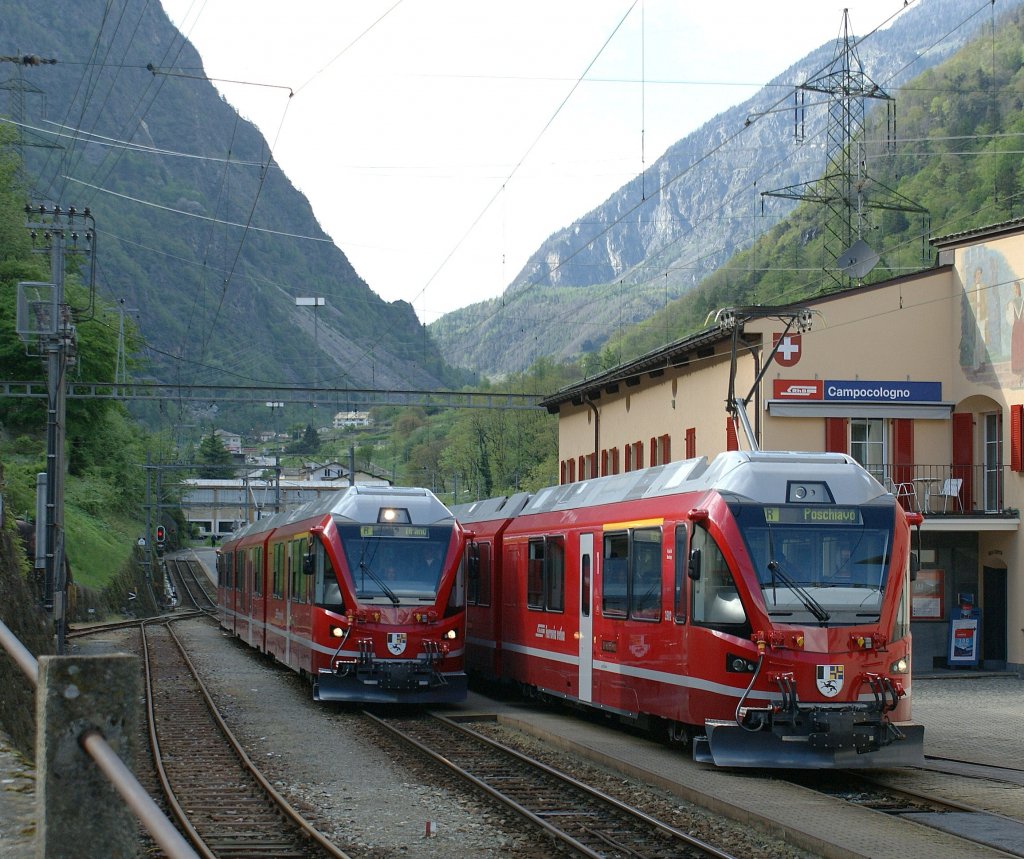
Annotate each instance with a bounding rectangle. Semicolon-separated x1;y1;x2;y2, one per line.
578;533;595;702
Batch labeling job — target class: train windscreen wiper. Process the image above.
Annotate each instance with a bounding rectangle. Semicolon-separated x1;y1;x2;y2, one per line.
766;560;831;624
359;560;400;606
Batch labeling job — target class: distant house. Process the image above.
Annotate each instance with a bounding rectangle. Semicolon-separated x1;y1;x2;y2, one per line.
302;461;388;485
332;410;372;429
214;429;242;454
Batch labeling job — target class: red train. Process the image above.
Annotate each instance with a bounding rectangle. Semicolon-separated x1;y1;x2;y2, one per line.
455;450;925;768
217;485;468;703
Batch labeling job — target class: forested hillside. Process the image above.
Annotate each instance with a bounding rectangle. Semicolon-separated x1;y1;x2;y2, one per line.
0;0;454;413
606;4;1024;362
431;0;1021;377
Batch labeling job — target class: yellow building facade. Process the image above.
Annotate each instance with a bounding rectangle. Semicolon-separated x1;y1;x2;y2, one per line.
543;220;1024;674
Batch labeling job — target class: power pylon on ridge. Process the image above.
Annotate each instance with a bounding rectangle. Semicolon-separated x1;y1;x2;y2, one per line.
761;10;927;288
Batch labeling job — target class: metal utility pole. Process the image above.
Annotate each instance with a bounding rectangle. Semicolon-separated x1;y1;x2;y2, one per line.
296;297;325;419
15;204;95;653
0;53;60;188
761;10;925;288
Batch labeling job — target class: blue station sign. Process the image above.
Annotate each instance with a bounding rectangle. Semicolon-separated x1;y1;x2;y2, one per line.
823;381;942;402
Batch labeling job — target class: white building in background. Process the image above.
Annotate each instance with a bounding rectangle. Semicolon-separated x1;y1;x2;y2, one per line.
332;410;372;429
213;428;243;454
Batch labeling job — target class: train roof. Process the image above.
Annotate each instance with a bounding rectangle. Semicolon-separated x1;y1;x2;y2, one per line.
450;492;530;525
455;451;887;524
222;485;455;545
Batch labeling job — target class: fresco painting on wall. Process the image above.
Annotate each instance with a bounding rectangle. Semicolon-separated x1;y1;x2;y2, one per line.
960;245;1024;387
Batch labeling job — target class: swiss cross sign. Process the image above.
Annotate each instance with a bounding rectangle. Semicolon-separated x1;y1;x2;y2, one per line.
773;333;802;367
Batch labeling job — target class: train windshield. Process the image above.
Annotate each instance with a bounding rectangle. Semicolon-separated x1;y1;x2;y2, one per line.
729;503;895;626
337;523;452;605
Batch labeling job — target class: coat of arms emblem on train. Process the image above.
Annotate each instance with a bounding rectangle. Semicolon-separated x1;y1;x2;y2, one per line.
387;632;407;655
816;664;844;697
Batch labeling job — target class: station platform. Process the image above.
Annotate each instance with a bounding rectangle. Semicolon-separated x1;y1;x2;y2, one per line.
455;671;1024;859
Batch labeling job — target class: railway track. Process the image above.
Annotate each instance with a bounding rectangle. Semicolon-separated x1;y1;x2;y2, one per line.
141;620;351;859
793;764;1024;858
165;555;218;611
366;711;738;859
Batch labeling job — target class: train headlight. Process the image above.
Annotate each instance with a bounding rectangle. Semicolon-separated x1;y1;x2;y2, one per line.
330;625;345;638
890;657;909;674
445;628;457;640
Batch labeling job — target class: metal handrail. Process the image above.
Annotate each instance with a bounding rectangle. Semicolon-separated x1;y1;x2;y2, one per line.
0;618;199;859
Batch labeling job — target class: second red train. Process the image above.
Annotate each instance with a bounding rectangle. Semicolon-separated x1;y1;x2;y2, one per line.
454;450;924;768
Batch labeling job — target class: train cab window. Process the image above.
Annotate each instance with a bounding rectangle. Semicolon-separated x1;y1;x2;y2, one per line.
673;525;687;623
313;543;344;611
467;541;492;607
690;525;748;630
602;529;662;621
272;543;284;598
526;537;564;612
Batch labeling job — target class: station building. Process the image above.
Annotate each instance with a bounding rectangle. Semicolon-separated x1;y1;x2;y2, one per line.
542;219;1024;674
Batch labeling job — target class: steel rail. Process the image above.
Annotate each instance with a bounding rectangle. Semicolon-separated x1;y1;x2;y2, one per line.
367;710;738;859
144;619;352;859
0;617;200;859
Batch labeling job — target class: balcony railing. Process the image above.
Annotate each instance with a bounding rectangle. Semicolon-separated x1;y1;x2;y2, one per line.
877;463;1014;516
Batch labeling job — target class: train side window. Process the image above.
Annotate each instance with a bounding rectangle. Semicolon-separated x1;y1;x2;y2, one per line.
253;547;263;597
527;537;564;612
546;538;564;611
467;541;492;607
272;543;284;598
690;525;748;630
673;524;687;623
629;528;661;621
289;538;309;602
602;532;628;617
234;552;244;592
581;554;591;618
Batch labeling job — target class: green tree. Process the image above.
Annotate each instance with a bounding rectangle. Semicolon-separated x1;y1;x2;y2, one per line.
196;431;233;479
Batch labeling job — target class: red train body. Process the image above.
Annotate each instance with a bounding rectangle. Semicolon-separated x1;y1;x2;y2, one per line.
217;485;468;703
455;451;924;768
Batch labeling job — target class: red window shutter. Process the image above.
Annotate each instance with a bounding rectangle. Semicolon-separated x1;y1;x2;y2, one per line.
588;453;597;479
610;448;619;474
568;458;576;483
952;412;973;506
649;437;657;467
891;419;914;485
660;434;671;463
1012;405;1023;472
726;418;738;452
825;417;848;453
685;427;696;459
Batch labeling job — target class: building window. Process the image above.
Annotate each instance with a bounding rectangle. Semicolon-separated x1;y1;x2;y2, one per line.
685;427;696;459
850;417;886;482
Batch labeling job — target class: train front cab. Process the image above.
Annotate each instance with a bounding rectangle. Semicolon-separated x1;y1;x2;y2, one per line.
311;490;469;704
685;489;923;768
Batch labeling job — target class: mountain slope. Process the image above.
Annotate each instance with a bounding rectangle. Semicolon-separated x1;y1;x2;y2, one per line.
0;0;451;397
431;0;1018;376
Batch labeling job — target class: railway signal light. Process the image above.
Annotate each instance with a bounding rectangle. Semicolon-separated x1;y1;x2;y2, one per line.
155;525;166;544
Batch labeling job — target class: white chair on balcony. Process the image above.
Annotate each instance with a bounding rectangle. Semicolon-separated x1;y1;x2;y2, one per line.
885;476;917;511
932;477;964;512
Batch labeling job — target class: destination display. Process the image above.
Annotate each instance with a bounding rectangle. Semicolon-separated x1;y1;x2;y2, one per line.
360;525;429;538
763;506;863;525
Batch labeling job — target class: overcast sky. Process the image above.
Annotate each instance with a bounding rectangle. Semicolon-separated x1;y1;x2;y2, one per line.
160;0;908;324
